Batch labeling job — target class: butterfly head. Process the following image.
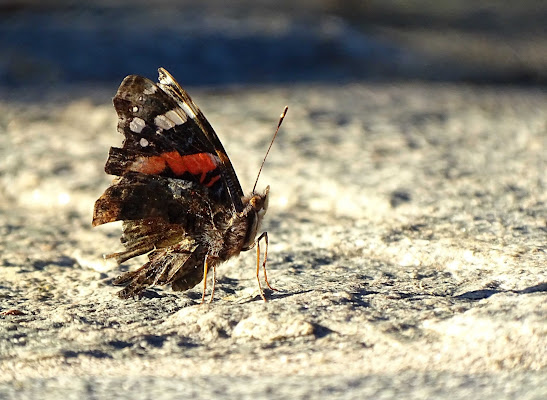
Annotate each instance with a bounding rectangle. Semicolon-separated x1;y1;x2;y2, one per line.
251;185;270;220
241;185;269;250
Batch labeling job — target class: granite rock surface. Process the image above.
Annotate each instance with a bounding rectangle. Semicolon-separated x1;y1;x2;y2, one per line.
0;82;546;398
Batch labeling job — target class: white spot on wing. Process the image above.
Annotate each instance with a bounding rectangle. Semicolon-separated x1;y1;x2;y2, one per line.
154;108;187;130
154;114;175;130
129;117;146;133
157;68;197;119
132;106;139;113
143;85;157;95
139;138;149;147
180;102;196;119
165;109;187;125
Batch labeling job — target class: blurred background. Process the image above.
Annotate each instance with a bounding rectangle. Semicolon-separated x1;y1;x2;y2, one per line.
1;0;546;94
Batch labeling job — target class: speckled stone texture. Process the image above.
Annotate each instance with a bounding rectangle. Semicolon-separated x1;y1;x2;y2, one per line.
0;81;545;398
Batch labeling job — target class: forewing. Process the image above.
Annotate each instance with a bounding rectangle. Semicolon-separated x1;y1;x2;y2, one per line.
157;68;244;208
107;70;243;210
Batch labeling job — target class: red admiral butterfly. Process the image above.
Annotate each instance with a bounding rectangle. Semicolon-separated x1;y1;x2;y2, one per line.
93;68;287;302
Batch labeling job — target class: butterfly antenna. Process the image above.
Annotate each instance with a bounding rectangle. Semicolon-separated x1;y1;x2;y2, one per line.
252;106;288;193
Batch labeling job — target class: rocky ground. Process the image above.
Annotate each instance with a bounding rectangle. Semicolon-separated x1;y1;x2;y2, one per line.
0;80;545;398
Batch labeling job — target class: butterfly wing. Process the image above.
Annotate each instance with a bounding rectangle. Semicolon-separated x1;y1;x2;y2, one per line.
157;67;245;209
93;68;244;229
92;69;244;296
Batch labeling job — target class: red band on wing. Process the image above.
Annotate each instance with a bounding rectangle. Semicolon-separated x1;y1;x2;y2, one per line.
162;151;217;176
206;174;221;187
128;152;220;184
129;155;167;174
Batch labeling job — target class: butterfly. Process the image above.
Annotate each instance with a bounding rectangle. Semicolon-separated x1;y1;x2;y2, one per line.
92;68;287;302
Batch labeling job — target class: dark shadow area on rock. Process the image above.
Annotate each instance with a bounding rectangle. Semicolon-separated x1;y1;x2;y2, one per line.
176;338;200;349
107;340;133;350
266;289;314;301
112;288;166;300
311;322;334;339
31;256;78;270
516;283;547;294
139;334;169;348
454;289;501;301
456;283;547;300
214;276;239;295
62;349;112;359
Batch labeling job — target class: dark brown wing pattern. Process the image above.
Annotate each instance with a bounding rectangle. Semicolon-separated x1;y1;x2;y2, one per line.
92;69;241;298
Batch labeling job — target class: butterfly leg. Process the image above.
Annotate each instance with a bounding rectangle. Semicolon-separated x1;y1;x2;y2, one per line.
258;232;278;292
200;254;218;304
256;231;278;302
255;243;266;302
208;261;217;304
200;255;210;304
